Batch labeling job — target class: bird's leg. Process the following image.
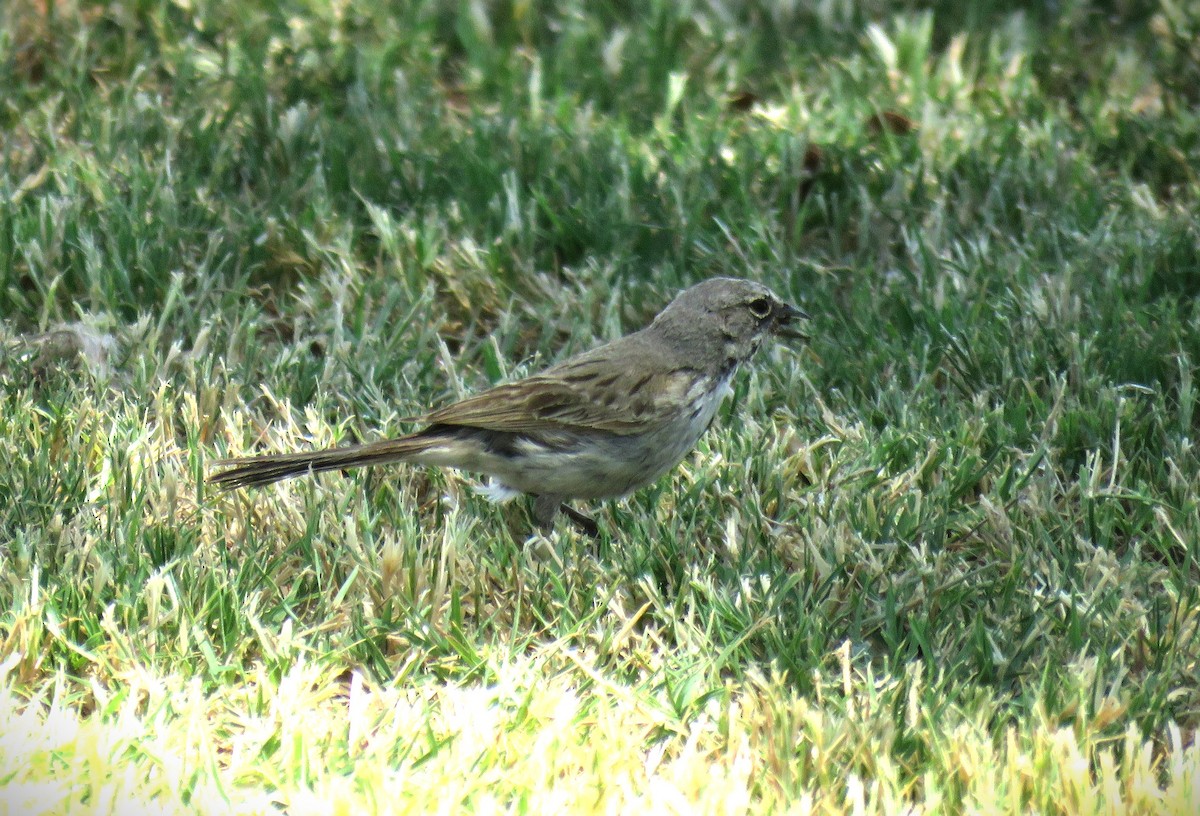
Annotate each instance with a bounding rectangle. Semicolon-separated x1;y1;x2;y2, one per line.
531;495;599;537
532;494;563;533
559;504;599;538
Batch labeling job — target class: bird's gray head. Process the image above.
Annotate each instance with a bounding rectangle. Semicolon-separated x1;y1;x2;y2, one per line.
649;277;809;367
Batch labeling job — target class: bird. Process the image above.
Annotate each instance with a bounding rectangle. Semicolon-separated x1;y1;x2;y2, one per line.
209;277;809;534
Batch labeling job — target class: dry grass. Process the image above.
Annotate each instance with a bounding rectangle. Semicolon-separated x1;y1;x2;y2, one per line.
4;0;1200;812
5;651;1199;815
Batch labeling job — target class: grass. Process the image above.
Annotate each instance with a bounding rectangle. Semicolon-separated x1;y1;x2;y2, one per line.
2;0;1200;812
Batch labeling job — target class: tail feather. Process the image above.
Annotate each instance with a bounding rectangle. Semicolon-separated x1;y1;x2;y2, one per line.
209;436;434;490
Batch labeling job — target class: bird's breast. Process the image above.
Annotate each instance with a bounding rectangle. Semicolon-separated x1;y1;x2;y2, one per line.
594;371;733;495
443;373;735;501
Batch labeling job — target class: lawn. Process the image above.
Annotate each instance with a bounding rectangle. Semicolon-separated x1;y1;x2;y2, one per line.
2;0;1200;812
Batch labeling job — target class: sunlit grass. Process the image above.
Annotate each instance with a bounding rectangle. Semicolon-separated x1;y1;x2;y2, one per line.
2;0;1199;812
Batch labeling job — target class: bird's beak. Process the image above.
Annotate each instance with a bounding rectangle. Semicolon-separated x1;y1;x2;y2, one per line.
773;302;811;340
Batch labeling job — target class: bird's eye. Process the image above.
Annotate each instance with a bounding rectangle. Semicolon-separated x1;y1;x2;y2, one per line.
747;297;772;319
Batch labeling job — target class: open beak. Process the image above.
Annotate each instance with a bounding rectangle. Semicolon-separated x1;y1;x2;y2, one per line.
773;302;811;340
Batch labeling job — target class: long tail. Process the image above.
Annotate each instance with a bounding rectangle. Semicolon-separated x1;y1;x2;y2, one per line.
209;436;436;490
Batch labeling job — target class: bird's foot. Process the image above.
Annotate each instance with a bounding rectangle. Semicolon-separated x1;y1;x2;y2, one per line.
559;504;600;538
531;495;599;538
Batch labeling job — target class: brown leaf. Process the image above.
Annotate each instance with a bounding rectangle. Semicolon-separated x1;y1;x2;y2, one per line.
866;110;918;135
798;144;824;201
728;91;761;113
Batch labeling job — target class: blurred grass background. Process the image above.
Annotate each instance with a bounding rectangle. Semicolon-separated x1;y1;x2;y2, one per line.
2;0;1200;812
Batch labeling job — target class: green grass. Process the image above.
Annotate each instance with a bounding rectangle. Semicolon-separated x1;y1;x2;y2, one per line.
3;0;1200;812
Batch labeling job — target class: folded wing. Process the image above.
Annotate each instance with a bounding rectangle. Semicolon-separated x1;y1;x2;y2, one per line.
422;355;696;436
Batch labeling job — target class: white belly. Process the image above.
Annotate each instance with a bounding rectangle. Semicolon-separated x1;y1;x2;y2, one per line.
482;373;732;500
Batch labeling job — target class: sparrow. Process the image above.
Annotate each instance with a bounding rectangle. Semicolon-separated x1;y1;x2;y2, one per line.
210;277;808;534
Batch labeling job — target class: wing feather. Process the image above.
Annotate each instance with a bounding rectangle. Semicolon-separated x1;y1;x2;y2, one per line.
421;350;697;436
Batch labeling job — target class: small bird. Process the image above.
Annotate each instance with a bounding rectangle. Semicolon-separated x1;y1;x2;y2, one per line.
210;277;808;534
